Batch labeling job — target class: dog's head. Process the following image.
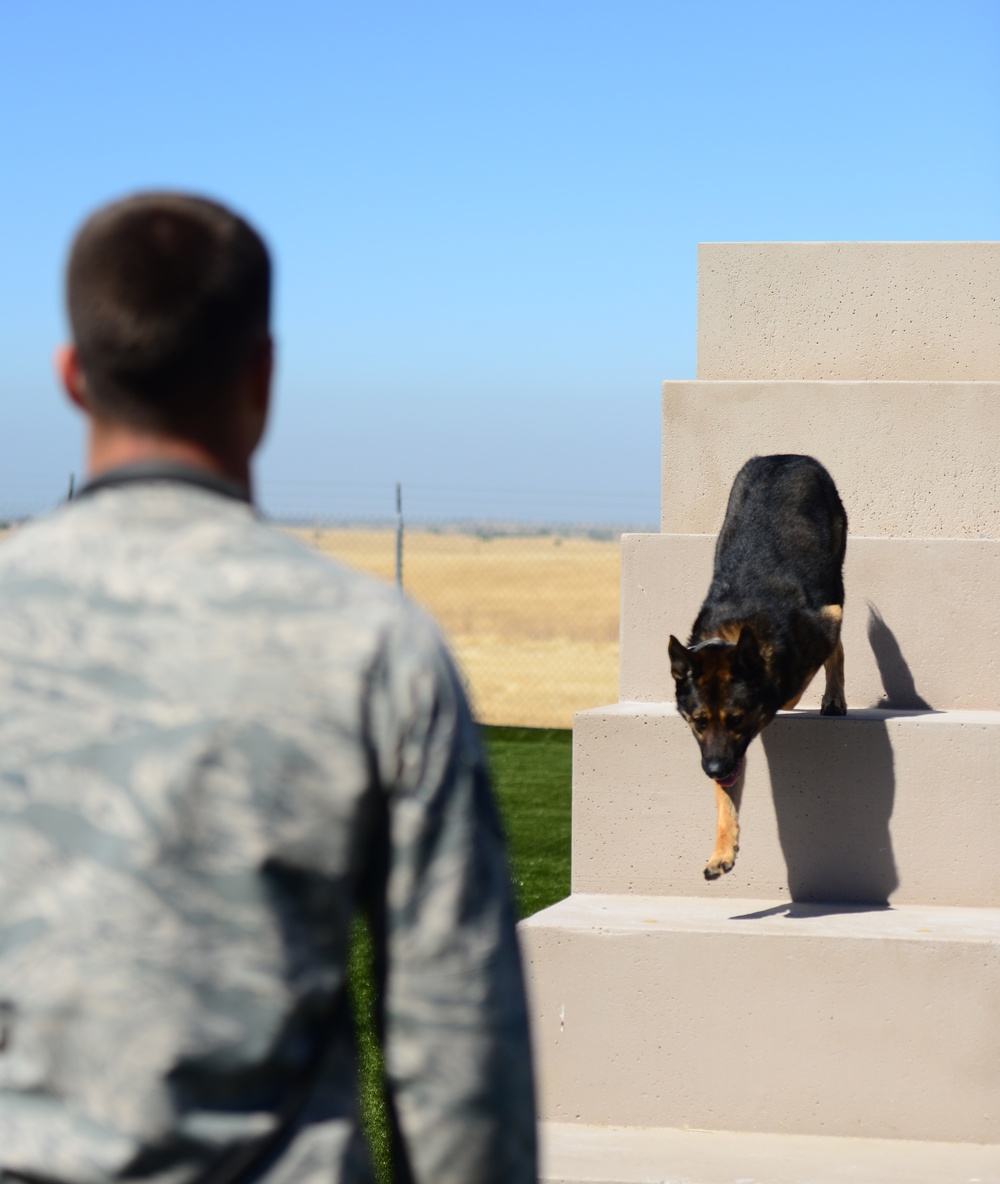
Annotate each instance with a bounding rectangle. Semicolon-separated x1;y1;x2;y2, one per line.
668;627;769;784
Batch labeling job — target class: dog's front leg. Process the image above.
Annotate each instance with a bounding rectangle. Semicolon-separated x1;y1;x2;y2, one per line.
705;776;743;879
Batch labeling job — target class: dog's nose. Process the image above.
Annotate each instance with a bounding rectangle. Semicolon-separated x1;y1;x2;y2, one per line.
702;757;729;780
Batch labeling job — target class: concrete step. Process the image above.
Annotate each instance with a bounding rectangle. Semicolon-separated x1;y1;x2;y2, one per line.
659;380;1000;537
696;241;1000;383
539;1120;1000;1184
571;703;1000;908
520;894;1000;1144
619;533;1000;713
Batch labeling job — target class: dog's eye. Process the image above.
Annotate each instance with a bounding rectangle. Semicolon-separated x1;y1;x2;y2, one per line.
692;716;709;733
726;713;744;729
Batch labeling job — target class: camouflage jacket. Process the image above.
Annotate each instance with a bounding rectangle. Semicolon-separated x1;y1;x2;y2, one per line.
0;467;536;1184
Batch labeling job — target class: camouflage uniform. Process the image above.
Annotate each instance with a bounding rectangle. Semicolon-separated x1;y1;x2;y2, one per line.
0;467;536;1184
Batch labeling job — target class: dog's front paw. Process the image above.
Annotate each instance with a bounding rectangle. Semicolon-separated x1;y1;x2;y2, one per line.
820;695;847;716
704;848;737;879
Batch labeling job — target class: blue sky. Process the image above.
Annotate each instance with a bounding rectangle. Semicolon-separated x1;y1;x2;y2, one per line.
0;1;997;524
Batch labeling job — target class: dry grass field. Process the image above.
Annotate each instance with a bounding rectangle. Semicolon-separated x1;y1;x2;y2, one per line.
289;528;622;728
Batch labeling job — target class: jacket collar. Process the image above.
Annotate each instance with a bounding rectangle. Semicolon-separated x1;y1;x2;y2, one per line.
76;461;252;506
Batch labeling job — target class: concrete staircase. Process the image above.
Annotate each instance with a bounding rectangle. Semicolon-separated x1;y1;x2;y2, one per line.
519;243;1000;1183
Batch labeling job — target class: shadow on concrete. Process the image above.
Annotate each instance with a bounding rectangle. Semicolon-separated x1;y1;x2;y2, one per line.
759;711;899;906
725;616;937;914
730;900;892;920
867;602;935;711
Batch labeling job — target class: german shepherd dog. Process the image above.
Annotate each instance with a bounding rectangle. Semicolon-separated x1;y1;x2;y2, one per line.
668;455;847;880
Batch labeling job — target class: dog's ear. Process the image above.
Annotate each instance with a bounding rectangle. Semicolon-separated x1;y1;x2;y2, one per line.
733;625;764;677
668;635;691;681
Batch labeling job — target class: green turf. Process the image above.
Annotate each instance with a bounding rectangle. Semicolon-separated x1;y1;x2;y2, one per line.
348;917;392;1182
482;724;573;918
348;724;573;1182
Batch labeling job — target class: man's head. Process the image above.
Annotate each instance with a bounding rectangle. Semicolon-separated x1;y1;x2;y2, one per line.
61;192;272;465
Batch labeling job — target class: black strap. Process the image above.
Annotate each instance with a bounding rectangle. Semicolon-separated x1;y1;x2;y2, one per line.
75;462;252;506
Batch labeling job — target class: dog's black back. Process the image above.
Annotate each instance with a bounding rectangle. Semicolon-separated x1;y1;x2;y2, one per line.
698;454;846;620
690;454;847;708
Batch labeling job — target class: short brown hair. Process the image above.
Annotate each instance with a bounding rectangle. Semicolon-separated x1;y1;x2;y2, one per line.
66;192;271;436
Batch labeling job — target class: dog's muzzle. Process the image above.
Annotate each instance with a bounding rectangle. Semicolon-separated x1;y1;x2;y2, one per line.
707;757;744;788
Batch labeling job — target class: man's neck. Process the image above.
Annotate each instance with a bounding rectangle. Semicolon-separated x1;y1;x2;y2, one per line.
86;423;252;495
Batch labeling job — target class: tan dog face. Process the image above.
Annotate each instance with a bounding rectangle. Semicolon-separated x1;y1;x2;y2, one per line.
668;629;769;784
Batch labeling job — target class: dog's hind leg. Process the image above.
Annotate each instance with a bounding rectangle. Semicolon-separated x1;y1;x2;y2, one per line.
705;775;743;879
821;636;847;716
818;605;847;716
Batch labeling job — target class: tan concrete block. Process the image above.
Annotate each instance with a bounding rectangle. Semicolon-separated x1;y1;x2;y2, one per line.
571;703;1000;908
521;893;1000;1142
539;1121;1000;1184
696;242;1000;381
660;380;1000;537
619;534;1000;712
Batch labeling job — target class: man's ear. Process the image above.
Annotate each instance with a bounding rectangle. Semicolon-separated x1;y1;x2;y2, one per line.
668;635;691;681
733;625;764;677
55;344;89;413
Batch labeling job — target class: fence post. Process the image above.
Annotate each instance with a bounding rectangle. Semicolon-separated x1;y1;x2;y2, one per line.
67;473;75;501
395;482;403;589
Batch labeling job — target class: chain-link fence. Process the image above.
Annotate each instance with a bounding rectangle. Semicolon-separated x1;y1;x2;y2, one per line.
289;525;624;729
275;481;653;728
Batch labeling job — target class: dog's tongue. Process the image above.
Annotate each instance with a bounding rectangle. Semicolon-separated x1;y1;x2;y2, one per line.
715;759;745;788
